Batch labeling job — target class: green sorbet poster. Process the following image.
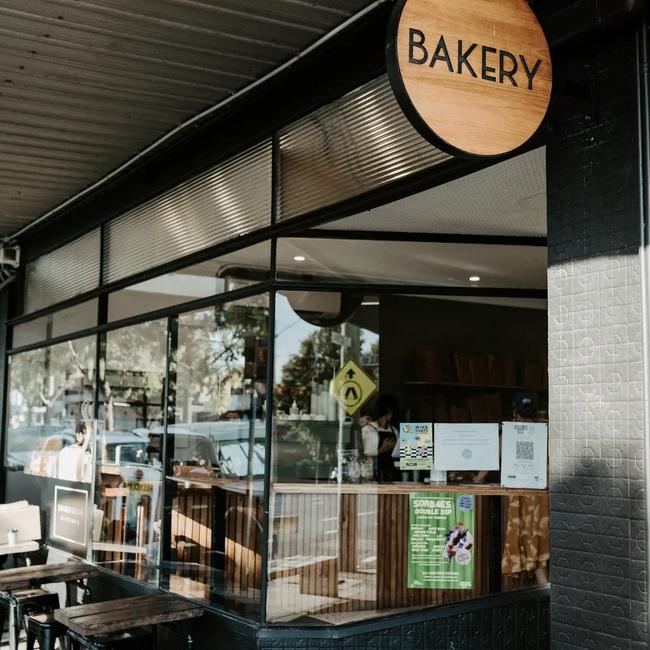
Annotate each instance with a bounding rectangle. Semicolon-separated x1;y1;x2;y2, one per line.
407;492;475;590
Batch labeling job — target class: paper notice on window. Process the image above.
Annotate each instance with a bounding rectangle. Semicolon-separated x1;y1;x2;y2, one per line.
400;423;433;471
501;422;547;489
433;423;500;471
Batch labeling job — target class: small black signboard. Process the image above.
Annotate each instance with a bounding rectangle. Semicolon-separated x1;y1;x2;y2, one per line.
51;485;88;554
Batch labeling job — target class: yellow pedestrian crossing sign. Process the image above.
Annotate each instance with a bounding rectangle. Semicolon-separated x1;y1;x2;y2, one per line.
330;360;377;416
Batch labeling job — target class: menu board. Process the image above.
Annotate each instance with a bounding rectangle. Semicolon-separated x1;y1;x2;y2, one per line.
501;422;548;488
433;423;500;471
407;492;475;590
51;485;88;550
399;423;433;470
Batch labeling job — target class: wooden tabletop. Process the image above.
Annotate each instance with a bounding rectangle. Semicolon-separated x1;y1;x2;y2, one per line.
167;475;264;496
0;541;39;557
166;476;545;497
0;562;99;591
55;593;204;636
272;482;547;496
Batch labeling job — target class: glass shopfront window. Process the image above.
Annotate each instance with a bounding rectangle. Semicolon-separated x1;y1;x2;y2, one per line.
6;335;96;480
108;241;271;322
93;319;167;585
2;265;549;626
267;290;549;625
2;143;549;629
276;238;546;289
162;294;269;617
12;298;99;349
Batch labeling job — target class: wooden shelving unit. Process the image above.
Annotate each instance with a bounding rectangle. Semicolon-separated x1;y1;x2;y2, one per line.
405;381;547;391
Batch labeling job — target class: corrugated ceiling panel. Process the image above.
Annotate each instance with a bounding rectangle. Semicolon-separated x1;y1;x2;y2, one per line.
24;228;100;313
104;140;272;284
0;0;376;236
278;75;451;220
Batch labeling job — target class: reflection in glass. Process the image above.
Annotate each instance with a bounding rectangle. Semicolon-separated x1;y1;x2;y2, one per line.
108;242;270;322
93;320;167;585
163;295;268;618
276;238;547;290
6;336;96;481
269;292;382;623
12;299;98;349
268;291;549;625
272;291;378;483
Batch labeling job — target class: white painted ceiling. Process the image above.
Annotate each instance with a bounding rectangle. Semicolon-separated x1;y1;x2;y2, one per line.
277;239;547;289
317;147;547;237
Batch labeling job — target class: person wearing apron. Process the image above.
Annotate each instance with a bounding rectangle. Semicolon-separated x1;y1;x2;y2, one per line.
361;394;400;482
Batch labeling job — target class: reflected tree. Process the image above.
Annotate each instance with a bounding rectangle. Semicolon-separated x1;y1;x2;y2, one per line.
275;328;339;414
173;302;268;424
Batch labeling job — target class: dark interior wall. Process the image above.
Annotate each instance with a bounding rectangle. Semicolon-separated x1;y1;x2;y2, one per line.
379;296;548;406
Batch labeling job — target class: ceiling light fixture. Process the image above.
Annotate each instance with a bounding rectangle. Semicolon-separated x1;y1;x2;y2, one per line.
469;275;481;282
293;255;306;262
362;301;380;306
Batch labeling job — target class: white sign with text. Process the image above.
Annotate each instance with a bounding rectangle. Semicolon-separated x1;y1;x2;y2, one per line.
434;423;500;471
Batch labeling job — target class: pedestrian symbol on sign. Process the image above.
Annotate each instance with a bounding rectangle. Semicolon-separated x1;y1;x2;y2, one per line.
330;360;377;416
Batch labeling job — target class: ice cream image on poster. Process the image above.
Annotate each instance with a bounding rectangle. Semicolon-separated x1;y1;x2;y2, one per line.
386;0;552;158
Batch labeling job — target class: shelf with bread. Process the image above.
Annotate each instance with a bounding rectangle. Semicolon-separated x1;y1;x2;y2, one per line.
405;381;546;391
406;348;547;424
410;347;547;388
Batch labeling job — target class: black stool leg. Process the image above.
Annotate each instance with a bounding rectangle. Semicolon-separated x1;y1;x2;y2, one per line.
0;601;7;642
9;599;21;650
41;625;57;650
67;633;82;650
25;625;36;650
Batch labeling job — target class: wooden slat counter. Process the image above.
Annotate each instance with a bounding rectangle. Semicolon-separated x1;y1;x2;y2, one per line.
163;476;547;621
266;483;549;621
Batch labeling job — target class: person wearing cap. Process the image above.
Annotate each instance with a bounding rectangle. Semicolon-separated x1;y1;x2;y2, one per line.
501;392;550;585
513;392;537;420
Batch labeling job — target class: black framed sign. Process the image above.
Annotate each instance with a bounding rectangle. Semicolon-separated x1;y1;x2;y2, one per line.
386;0;552;158
51;485;89;554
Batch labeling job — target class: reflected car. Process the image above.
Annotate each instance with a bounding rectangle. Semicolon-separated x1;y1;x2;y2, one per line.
5;424;69;470
159;420;266;478
99;430;149;466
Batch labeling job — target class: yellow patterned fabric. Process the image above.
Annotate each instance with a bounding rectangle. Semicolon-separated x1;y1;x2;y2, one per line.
502;493;550;575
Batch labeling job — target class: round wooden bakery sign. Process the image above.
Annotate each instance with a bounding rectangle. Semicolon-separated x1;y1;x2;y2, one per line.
386;0;552;158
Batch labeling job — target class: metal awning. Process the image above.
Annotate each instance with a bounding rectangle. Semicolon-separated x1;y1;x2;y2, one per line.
0;0;378;238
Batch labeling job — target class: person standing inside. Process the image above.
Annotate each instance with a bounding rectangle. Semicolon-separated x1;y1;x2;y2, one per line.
361;394;400;482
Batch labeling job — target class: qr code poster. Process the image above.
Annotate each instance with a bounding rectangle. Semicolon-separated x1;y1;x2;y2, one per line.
501;422;548;489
